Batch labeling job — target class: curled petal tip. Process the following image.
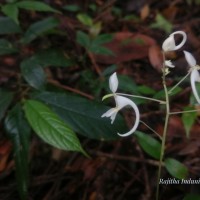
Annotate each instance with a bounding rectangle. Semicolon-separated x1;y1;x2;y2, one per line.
183;50;196;67
116;96;140;137
109;72;118;93
162;31;187;52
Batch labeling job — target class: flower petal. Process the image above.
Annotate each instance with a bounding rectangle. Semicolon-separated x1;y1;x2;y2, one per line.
191;69;200;104
101;108;118;124
165;60;175;68
114;96;140;137
183;50;196;67
109;72;118;93
162;35;176;52
101;108;116;118
162;31;187;52
110;112;118;124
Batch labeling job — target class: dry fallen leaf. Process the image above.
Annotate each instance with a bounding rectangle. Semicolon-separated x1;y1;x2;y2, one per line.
94;32;156;64
168;116;185;138
162;6;178;21
140;4;150;20
178;140;200;155
148;45;163;72
0;140;12;172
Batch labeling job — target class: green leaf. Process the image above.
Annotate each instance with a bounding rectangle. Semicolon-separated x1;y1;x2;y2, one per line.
89;3;97;12
5;103;31;200
123;14;140;21
112;6;122;17
63;4;80;12
16;1;59;13
20;58;46;90
1;3;19;24
33;91;127;140
0;39;18;55
77;13;93;26
153;86;182;99
89;34;113;55
190;83;200;104
118;75;138;94
168;86;182;96
76;31;91;49
116;75;145;105
150;13;173;34
22;17;59;44
194;0;200;4
135;131;161;159
137;85;156;95
23;100;87;155
184;194;200;200
165;158;188;179
6;0;18;3
102;65;117;76
0;16;21;34
31;49;74;67
182;106;197;138
0;89;13;121
90;45;114;55
89;22;102;37
93;34;113;45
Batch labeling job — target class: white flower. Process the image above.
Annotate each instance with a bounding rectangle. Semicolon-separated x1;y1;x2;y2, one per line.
101;73;140;137
165;60;175;68
184;51;200;104
162;31;187;52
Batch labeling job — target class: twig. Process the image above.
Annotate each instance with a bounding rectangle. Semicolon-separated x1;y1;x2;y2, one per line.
88;51;102;77
48;79;94;100
140;120;162;140
136;144;151;200
170;109;200;115
89;150;163;167
94;0;117;22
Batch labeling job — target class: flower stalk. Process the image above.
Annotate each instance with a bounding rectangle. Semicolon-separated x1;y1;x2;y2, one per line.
156;54;171;200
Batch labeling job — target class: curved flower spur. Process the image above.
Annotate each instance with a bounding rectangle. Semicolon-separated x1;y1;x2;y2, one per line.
162;31;187;52
101;73;140;137
162;31;187;71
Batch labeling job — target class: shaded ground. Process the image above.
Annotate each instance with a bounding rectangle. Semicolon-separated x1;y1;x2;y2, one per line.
1;0;200;199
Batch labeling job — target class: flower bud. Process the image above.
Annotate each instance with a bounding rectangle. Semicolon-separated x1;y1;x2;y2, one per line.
109;72;118;93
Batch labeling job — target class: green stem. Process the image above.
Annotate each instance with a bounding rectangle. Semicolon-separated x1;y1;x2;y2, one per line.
156;84;170;200
140;120;162;140
116;93;166;104
168;71;190;94
156;53;170;200
170;109;200;115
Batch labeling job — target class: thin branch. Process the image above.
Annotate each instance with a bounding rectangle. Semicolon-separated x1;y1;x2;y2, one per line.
89;150;164;167
140;120;162;140
168;71;190;94
116;93;166;104
48;79;94;100
170;109;200;115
